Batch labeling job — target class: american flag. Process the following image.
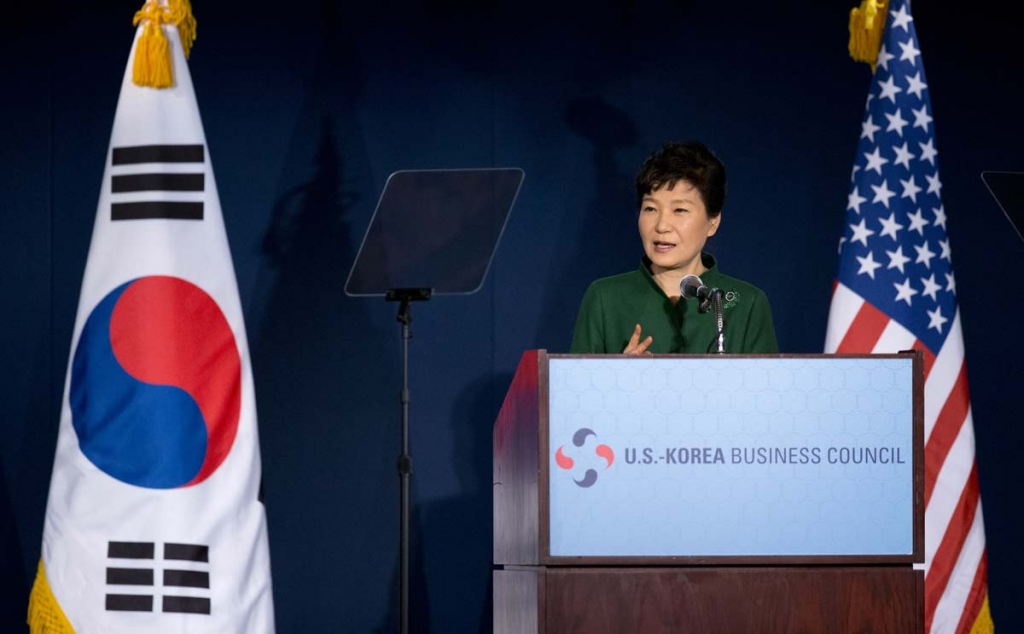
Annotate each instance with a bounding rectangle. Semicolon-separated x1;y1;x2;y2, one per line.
824;1;993;632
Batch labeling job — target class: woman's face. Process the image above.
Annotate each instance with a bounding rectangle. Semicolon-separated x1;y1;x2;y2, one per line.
638;181;719;276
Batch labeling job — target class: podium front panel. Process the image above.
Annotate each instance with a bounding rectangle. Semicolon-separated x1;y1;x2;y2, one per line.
546;355;917;560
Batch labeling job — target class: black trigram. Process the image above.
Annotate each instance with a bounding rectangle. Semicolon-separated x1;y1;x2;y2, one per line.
105;541;212;615
109;144;205;221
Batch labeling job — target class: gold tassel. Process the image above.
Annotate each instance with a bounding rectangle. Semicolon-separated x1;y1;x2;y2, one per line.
172;0;198;59
26;560;75;633
131;0;198;89
848;0;888;71
969;595;995;634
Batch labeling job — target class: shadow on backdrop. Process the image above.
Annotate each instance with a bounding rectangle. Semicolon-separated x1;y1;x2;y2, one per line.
2;304;56;634
0;450;28;633
250;5;399;631
377;372;509;633
533;97;639;351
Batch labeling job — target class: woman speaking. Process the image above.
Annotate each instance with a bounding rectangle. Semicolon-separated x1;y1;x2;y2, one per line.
570;140;778;354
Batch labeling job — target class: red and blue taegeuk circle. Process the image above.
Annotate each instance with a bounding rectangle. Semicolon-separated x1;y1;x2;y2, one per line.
70;276;241;489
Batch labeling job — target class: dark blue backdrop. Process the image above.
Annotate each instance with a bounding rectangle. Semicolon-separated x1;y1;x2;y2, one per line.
2;1;1021;631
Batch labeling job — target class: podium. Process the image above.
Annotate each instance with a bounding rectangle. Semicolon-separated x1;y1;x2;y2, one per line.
493;351;924;633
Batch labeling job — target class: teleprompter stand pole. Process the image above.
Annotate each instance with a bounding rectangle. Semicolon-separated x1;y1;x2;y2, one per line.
386;287;432;634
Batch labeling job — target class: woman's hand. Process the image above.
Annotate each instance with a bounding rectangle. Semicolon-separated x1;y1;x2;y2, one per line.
623;323;653;355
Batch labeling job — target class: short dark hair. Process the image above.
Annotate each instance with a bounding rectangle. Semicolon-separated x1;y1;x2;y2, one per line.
635;140;726;218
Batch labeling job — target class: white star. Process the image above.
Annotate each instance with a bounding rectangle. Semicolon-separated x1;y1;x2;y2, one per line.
861;116;882;142
847;187;868;214
939;238;951;260
921;274;942;301
891;5;914;32
893;142;915;170
945;271;956;294
850;218;876;246
885;109;909;137
912;105;934;131
898;38;922;65
893;277;918;305
927;306;949;333
838;236;848;254
877;44;895;71
887;246;912;273
907;208;929;235
905;72;928;99
919;139;938;165
914;241;937;269
863;147;890;175
851;164;861;183
932;204;947;229
901;175;923;203
878;212;905;241
926;171;943;196
871;180;897;209
878;76;903;104
857;251;883;279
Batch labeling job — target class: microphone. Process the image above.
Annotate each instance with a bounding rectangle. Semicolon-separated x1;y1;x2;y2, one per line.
679;274;710;301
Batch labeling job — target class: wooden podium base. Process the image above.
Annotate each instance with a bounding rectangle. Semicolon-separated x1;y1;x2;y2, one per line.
494;566;923;634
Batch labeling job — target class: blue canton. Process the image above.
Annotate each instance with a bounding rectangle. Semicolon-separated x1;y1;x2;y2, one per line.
837;0;955;354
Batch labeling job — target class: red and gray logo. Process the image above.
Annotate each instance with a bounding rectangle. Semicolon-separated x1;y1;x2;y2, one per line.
554;428;614;488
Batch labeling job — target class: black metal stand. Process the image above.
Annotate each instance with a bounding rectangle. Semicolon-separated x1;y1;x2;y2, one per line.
385;287;432;634
344;168;523;633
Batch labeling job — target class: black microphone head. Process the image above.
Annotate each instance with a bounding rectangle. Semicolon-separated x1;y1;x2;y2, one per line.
679;274;705;299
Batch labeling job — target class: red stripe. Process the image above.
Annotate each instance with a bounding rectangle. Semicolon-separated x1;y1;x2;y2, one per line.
835;302;890;352
954;553;989;633
831;279;838;296
924;465;980;632
924;362;970;508
910;340;937;381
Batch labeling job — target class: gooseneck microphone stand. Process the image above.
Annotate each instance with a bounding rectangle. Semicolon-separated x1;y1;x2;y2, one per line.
386;287;431;634
682;274;727;353
710;289;726;353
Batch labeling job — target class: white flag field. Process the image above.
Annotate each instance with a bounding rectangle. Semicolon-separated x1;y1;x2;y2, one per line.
28;10;275;634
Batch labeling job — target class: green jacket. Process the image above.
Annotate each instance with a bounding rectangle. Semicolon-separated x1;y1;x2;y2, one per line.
570;254;779;354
